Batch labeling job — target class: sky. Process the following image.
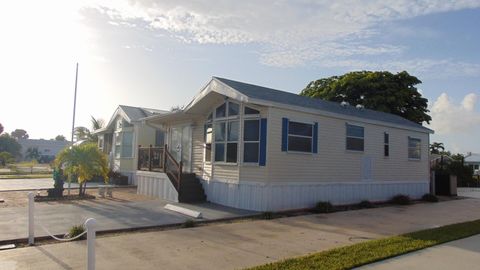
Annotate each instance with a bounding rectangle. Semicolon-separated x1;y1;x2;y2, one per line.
0;0;479;153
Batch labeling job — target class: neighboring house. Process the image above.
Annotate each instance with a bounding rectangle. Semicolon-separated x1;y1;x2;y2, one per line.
93;105;168;184
18;139;70;162
465;153;480;175
135;77;433;211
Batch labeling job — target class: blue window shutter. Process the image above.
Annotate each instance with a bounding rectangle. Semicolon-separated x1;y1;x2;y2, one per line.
313;122;318;153
281;118;289;151
259;118;267;166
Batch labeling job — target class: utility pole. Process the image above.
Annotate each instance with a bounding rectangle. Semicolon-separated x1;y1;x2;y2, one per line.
68;63;79;195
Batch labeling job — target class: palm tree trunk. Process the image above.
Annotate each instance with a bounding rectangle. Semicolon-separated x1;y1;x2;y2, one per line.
78;181;83;196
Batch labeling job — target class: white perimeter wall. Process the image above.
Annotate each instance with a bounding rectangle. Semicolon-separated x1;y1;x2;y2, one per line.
201;179;429;211
136;171;178;202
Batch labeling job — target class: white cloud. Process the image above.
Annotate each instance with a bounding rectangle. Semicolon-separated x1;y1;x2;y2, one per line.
83;0;480;68
429;93;480;135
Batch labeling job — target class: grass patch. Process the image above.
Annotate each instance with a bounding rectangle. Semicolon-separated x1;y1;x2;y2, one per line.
247;219;480;270
0;174;52;179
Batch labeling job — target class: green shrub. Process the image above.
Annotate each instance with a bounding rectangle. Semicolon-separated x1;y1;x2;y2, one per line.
390;194;412;205
68;225;86;240
358;200;376;209
183;219;196;228
314;201;334;213
262;212;274;220
422;193;439;202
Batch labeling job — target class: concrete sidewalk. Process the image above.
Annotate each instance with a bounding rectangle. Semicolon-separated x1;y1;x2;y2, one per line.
1;198;480;270
357;234;480;270
0;200;255;241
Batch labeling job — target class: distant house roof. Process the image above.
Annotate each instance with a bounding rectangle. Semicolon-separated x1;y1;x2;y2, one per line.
214;77;432;133
465;153;480;163
94;105;168;134
118;105;168;122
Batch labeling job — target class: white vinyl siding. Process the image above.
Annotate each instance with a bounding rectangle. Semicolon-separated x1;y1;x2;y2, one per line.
266;107;429;184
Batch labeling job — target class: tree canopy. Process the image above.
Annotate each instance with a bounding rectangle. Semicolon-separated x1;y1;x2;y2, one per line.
430;142;445;155
300;71;431;124
0;123;3;134
11;129;29;139
55;135;67;141
0;134;21;158
74;116;105;143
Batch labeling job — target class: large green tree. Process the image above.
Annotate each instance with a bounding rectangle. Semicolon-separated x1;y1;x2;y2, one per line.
10;129;29;139
0;134;21;158
300;71;431;124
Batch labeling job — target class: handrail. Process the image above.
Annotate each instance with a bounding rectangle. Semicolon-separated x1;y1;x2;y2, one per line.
137;144;183;191
163;145;182;192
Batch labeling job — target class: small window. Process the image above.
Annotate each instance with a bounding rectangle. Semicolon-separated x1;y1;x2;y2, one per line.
116;119;123;130
384;132;389;157
121;132;133;158
204;124;212;162
408;137;421;159
243;119;260;163
474;165;479;170
155;130;165;146
228;102;239;116
244;106;260;115
215;103;226;118
346;124;364;151
288;121;313;152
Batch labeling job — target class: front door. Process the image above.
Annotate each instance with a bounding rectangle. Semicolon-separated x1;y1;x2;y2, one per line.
170;125;192;172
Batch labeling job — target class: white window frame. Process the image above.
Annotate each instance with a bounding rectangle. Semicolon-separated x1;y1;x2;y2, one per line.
212;101;240;164
346;123;364;152
408;137;421;160
287;120;314;153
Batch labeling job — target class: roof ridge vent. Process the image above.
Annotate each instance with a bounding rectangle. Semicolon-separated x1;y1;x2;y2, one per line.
340;101;350;108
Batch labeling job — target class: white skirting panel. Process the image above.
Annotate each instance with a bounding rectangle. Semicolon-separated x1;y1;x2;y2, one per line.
136;171;179;202
200;180;429;212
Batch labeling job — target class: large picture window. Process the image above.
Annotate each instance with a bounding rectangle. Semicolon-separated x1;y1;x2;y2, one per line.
408;137;421;159
121;132;133;158
212;102;240;163
346;124;364;151
288;121;313;152
115;132;133;158
244;119;260;162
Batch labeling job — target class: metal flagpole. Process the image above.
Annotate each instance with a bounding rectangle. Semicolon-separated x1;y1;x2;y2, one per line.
69;63;79;195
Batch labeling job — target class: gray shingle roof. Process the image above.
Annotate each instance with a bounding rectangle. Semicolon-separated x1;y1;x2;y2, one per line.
214;77;432;132
465;153;480;162
119;105;167;122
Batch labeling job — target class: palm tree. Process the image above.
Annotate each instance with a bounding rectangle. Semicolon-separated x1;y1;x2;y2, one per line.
55;143;108;196
430;142;445;154
73;116;105;143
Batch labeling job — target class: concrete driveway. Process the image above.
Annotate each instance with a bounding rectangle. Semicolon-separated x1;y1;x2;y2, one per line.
0;178;101;191
0;199;255;242
357;234;480;270
1;198;480;270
